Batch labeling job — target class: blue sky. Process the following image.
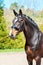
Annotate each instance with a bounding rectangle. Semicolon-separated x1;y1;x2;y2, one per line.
4;0;43;11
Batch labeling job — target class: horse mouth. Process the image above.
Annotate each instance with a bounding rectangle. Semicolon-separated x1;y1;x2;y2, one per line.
9;29;19;39
9;35;16;39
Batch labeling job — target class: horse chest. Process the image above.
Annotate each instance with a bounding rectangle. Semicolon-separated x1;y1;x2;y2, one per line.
25;46;34;56
31;31;38;46
25;45;39;58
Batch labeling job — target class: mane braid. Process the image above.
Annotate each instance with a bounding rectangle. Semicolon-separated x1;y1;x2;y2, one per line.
24;14;39;30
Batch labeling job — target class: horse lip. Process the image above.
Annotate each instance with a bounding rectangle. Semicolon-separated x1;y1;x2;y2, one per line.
9;31;19;39
9;35;16;39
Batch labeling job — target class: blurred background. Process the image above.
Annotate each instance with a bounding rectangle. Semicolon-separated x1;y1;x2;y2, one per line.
0;0;43;51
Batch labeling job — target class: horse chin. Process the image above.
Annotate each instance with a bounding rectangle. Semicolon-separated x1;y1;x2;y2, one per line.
9;35;16;40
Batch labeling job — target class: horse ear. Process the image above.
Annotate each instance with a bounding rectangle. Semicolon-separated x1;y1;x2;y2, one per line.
19;9;22;15
13;10;17;16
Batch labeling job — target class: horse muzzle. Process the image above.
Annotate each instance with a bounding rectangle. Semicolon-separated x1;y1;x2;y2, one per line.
9;29;18;39
9;34;16;39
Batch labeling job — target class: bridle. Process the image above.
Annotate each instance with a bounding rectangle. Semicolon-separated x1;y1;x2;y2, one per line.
11;20;24;31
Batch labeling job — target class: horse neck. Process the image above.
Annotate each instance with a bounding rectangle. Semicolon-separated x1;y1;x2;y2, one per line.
23;22;34;45
23;19;39;46
23;16;40;46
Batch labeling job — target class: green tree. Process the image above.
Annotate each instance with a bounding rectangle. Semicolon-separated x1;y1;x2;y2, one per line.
20;5;24;9
0;0;8;49
0;1;25;49
10;2;18;10
0;0;4;16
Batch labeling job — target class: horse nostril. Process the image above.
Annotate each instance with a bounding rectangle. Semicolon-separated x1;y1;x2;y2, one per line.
11;34;13;36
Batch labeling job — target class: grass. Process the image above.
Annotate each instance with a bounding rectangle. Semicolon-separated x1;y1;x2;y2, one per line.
0;48;24;52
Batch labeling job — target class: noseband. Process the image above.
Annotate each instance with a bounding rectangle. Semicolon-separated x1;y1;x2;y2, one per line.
11;22;24;31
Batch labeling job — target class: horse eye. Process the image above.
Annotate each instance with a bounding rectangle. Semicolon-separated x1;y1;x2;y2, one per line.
19;19;23;22
11;26;13;28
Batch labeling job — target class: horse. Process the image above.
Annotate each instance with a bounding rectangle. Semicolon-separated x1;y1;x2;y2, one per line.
9;9;43;65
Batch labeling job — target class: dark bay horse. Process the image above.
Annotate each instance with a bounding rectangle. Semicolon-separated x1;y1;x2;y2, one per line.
9;9;43;65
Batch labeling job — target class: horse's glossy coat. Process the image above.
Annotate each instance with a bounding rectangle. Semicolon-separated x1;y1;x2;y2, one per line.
9;9;43;65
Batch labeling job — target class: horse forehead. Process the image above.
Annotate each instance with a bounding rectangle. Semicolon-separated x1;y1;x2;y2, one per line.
14;17;18;23
15;16;21;20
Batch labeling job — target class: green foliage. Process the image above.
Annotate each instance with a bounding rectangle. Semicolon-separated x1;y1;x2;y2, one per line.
0;2;25;49
0;17;8;49
0;16;25;49
10;2;18;10
0;0;4;17
0;1;25;49
39;25;43;32
0;17;25;49
10;2;24;11
0;9;3;16
0;31;25;49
